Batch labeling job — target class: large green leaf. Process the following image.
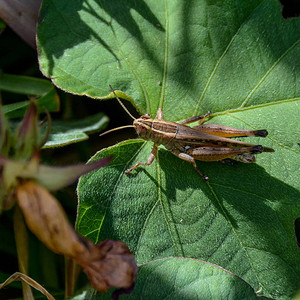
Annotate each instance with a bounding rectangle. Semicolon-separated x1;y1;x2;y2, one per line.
75;258;262;299
120;257;262;299
38;0;300;299
77;136;299;299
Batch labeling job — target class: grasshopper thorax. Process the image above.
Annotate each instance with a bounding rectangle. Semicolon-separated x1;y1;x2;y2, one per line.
133;114;153;140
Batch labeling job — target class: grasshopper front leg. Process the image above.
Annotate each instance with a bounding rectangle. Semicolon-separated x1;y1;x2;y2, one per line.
125;108;164;175
125;144;158;175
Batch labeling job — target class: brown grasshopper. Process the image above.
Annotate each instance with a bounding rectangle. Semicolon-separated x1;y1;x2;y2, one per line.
101;85;274;181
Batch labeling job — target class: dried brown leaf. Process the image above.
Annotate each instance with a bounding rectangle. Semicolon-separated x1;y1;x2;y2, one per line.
0;272;55;300
16;181;86;257
76;239;138;292
16;181;137;292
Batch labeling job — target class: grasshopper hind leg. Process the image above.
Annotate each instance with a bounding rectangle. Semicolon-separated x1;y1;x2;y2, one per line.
174;145;264;180
220;153;256;165
177;153;209;181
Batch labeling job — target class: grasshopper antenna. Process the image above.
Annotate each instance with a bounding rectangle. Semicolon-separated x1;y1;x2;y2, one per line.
109;85;136;120
100;85;136;137
99;125;134;137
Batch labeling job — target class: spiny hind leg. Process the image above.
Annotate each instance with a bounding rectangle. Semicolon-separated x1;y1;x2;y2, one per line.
229;153;256;163
186;145;263;162
220;153;256;165
180;111;211;125
125;145;158;174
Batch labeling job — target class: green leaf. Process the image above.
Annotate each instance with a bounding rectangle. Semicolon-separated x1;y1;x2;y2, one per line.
43;112;109;148
70;258;263;299
38;0;300;299
77;136;299;299
98;257;261;299
0;73;60;118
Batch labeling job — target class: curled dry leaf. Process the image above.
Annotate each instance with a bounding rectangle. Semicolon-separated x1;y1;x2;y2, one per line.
76;239;138;292
15;180;137;291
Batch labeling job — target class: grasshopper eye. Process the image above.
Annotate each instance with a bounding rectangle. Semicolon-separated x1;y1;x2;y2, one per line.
141;114;151;119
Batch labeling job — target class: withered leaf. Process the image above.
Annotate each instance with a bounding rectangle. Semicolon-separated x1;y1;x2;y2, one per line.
16;181;137;292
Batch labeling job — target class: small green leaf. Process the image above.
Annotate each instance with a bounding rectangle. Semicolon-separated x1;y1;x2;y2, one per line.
0;73;59;118
43;113;109;148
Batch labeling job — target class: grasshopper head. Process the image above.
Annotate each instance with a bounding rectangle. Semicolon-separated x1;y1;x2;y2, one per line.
133;114;153;139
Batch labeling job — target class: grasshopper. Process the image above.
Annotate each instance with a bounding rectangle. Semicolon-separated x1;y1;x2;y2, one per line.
101;85;274;181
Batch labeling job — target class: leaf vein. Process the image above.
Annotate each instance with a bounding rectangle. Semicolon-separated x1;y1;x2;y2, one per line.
241;38;300;107
193;2;262;116
211;97;300;117
206;183;262;286
157;152;185;257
